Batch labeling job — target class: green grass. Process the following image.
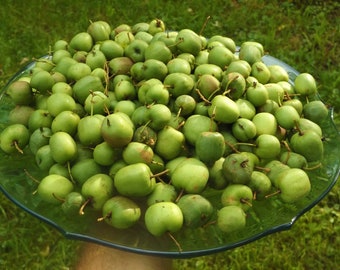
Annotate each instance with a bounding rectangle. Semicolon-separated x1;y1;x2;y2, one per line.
0;0;339;269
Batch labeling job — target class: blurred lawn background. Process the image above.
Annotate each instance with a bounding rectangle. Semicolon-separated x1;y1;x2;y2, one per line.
0;0;339;269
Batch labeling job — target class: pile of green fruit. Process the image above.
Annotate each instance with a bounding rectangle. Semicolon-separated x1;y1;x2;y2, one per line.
0;18;329;249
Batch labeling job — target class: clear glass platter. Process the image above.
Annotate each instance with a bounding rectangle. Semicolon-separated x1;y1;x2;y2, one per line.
0;54;339;258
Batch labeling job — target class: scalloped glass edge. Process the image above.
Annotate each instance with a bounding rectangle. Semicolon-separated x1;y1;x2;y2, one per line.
0;53;339;259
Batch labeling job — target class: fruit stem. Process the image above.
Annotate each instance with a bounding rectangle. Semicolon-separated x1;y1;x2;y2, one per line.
195;88;211;104
104;61;110;96
224;140;239;153
176;107;182;119
303;162;322;171
235;142;256;148
293;120;304;136
199;15;211;36
52;193;66;203
281;140;292;152
254;165;271;173
67;162;75;184
97;212;111;222
240;198;252;207
167;232;182;253
79;198;91;215
265;189;281;199
175;189;185;203
202;220;216;228
24;169;41;184
13;141;24;154
151;169;170;179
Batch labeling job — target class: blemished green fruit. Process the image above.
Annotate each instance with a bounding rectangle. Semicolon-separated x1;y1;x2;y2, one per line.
6;80;34;105
232;118;257;142
171;157;209;194
222;153;254;185
61;192;85;215
182;114;218;146
49;131;78;164
280;151;308;169
294;72;317;96
276;168;311;203
122;141;154;165
195;131;225;165
0;124;30;154
100;196;141;229
252;112;278;136
30;70;55;94
208;95;240;124
217;205;247;233
221;184;253;212
268;65;289;83
155;125;185;160
77;115;104;146
254;134;281;159
147;182;177;206
175;28;202;56
101;112;134;148
35;145;55;171
144;202;183;236
29;127;52;155
37;174;74;204
71;158;103;185
248;171;272;199
69;32;93;52
114;163;156;197
290;129;324;162
81;173;115;211
177;194;214;228
302;100;328;124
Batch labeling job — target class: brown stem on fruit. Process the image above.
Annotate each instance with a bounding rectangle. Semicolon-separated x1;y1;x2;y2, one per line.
207;88;221;101
254;165;271;173
97;212;112;222
52;193;66;203
143;119;152;129
103;61;110;96
195;88;211;104
224;140;239;153
24;169;40;184
240;198;252;207
235;142;256;148
176;107;182;119
151;169;170;179
199;15;211;36
303;162;322;171
176;119;185;130
253;191;257;200
67;162;75;184
283;91;291;101
167;39;183;48
146;102;156;109
167;232;182;253
293;120;305;136
103;103;111;116
221;89;231;96
281;140;292;152
265;189;281;199
79;198;91;215
13;141;24;154
175;189;185;203
202;219;216;228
